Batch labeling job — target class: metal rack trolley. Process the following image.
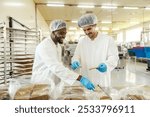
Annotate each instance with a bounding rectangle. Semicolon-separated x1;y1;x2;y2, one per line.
0;22;41;85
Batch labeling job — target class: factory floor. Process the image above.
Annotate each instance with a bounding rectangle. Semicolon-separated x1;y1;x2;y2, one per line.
111;59;150;87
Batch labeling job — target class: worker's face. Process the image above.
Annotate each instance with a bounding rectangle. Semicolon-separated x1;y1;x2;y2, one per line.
53;28;67;44
82;25;96;39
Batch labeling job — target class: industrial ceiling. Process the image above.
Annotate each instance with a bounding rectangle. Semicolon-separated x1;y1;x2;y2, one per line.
34;0;150;34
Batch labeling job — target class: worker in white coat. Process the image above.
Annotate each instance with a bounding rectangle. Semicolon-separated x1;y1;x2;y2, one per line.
71;14;119;87
31;19;95;91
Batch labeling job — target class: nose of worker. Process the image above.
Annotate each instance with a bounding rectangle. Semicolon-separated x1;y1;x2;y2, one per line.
71;61;80;70
97;63;107;72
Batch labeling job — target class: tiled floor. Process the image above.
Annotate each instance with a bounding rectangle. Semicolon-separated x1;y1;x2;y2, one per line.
111;59;150;87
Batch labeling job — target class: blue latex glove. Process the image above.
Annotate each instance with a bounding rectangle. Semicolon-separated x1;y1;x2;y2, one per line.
80;76;95;91
71;61;80;70
97;63;107;72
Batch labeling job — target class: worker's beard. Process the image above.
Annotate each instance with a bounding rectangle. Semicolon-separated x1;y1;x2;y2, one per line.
57;37;64;44
55;35;65;44
87;32;94;39
87;31;97;40
53;33;64;44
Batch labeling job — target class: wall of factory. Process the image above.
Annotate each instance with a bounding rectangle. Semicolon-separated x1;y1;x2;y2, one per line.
0;0;49;37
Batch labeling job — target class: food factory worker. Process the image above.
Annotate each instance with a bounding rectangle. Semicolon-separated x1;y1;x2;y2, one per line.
71;14;119;87
31;19;95;91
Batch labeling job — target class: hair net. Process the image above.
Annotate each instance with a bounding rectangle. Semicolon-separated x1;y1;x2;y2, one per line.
50;20;66;32
78;14;98;28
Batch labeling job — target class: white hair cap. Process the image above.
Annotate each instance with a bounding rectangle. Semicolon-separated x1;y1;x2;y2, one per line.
78;14;98;28
50;20;66;32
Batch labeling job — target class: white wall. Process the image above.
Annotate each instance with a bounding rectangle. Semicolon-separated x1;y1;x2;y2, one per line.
37;9;50;37
117;22;150;46
126;27;142;43
0;0;49;36
117;32;123;44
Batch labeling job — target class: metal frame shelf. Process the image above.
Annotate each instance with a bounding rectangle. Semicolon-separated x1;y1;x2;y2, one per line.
0;22;41;85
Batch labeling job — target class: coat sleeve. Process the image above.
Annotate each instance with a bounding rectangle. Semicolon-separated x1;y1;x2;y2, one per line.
105;37;119;72
37;43;79;85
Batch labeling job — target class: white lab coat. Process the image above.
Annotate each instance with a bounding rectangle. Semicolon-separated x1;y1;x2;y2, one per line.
72;33;119;87
31;37;79;86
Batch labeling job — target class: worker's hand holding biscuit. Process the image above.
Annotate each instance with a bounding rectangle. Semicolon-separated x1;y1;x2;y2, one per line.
96;63;107;72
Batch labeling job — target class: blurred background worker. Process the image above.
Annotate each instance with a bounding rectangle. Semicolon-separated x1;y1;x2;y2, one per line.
71;14;119;87
31;19;95;91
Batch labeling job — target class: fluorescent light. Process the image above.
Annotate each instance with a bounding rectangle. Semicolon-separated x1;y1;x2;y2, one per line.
47;3;64;7
4;2;24;6
101;21;112;24
101;6;118;9
123;7;139;9
71;20;78;23
69;27;77;30
77;5;95;8
145;7;150;10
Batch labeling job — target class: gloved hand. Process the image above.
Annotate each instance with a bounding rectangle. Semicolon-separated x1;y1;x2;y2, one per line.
71;61;80;70
80;76;95;91
96;63;107;72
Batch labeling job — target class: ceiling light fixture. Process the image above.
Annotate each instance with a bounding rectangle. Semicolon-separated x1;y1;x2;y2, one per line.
69;27;77;30
123;7;139;9
71;20;78;23
101;6;117;9
77;5;95;8
145;7;150;10
4;2;24;6
47;3;64;7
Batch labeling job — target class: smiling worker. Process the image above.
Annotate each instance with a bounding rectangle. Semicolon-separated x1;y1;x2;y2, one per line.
31;19;95;91
71;14;119;87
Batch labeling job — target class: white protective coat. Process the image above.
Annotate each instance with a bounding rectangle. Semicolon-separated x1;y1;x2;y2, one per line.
72;33;119;87
31;37;79;86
